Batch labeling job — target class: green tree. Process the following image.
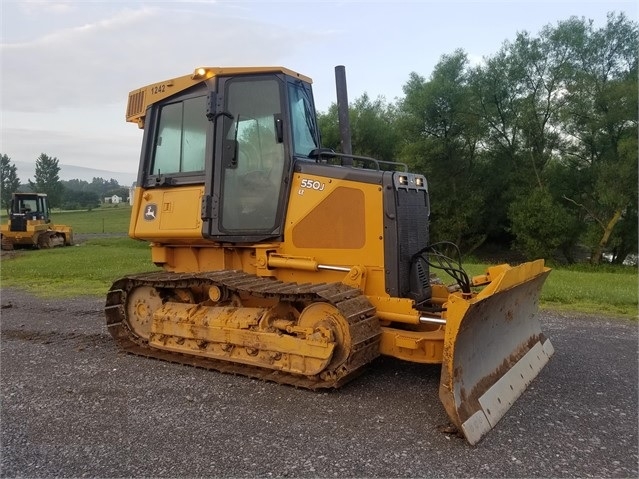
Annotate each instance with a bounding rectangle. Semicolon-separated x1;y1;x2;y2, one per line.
61;190;100;210
63;178;91;193
317;93;400;162
317;104;339;150
466;13;637;262
475;26;579;258
554;13;638;264
398;51;486;251
350;94;400;161
1;154;21;214
89;177;122;200
322;12;638;264
29;153;64;208
468;28;572;252
464;51;524;247
509;187;580;260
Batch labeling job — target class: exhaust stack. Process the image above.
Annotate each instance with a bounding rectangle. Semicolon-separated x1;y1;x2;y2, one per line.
335;65;353;166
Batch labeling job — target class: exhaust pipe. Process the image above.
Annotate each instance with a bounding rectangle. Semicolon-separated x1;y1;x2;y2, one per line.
335;65;353;166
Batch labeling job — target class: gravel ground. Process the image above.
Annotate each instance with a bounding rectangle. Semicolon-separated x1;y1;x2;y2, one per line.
0;287;637;478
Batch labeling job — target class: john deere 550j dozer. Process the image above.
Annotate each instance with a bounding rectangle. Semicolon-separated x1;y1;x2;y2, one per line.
106;66;553;445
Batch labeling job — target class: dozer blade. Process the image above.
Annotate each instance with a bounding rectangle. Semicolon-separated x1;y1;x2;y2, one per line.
439;260;553;445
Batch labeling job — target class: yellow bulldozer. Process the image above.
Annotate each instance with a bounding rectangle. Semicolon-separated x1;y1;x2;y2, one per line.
1;192;73;250
106;66;553;445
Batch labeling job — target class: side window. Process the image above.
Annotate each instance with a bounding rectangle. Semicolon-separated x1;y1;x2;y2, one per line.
152;96;207;175
288;83;319;157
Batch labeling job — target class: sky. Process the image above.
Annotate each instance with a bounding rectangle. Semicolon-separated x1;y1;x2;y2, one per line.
1;0;636;182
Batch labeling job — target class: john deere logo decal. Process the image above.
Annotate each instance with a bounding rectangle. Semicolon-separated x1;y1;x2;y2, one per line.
144;204;157;221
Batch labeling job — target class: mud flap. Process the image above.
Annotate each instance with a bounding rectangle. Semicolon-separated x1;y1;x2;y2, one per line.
438;260;553;445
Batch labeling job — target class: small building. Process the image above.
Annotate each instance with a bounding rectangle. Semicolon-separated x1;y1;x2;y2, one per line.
104;195;122;204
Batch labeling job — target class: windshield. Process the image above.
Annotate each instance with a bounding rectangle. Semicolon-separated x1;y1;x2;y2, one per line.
12;195;47;218
13;197;38;214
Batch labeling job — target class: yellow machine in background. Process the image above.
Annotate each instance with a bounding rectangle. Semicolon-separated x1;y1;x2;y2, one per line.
106;66;553;445
1;192;73;250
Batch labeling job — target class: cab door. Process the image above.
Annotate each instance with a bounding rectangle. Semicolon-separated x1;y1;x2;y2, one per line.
206;74;289;242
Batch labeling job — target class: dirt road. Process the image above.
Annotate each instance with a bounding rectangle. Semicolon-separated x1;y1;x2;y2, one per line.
1;287;637;478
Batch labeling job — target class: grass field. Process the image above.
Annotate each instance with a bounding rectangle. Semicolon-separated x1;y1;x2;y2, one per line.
0;205;132;234
53;205;133;233
1;206;637;318
0;237;155;296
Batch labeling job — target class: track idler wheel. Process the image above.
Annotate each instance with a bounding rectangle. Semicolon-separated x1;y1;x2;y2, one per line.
126;285;163;340
297;302;352;373
37;232;53;249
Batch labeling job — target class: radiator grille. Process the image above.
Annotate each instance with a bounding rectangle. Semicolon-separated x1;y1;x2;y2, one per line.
395;188;430;296
126;90;146;119
10;217;27;232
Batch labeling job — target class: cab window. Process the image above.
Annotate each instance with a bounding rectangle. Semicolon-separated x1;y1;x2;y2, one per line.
288;82;319;157
152;96;207;175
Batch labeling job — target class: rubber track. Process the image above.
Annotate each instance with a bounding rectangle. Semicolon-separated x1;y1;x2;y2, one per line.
105;270;382;389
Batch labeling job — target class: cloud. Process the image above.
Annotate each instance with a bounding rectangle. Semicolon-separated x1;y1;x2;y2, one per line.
1;4;320;113
9;7;156;47
20;0;75;14
0;3;330;172
1;6;158;112
2;126;141;175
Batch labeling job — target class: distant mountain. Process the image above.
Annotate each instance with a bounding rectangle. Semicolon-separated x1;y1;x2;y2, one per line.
14;160;137;186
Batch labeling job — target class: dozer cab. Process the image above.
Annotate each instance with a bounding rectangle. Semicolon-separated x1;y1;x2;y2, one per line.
1;192;73;251
106;66;553;445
